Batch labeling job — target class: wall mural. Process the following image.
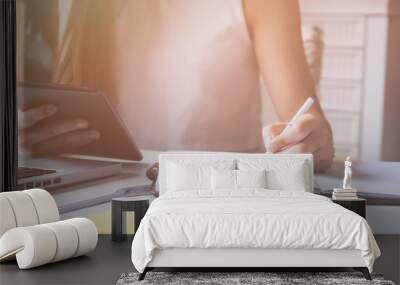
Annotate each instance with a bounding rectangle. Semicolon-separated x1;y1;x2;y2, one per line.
14;0;334;233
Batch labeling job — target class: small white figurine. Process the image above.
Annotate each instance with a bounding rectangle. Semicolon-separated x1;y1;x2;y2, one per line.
343;156;352;190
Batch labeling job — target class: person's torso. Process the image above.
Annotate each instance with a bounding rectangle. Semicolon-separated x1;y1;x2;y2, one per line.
111;0;263;152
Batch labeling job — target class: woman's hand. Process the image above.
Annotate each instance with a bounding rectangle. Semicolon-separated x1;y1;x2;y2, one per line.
263;113;334;172
18;104;100;155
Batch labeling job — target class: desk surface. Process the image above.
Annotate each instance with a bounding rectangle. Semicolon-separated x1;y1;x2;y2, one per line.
51;158;400;213
315;161;400;205
52;162;152;214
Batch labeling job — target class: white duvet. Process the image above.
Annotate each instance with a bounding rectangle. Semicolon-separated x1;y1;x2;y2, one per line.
131;190;380;273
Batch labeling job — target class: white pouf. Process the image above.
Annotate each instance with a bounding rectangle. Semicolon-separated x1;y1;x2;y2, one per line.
1;191;40;227
0;189;98;269
0;196;17;237
42;221;79;262
24;189;60;223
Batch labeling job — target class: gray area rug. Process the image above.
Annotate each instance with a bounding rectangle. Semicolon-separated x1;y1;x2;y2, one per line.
116;272;396;285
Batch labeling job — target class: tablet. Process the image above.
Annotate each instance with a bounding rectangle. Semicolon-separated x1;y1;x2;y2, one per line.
18;82;142;161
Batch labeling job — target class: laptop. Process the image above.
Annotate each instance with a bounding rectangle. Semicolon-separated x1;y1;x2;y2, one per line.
17;83;143;191
17;157;123;190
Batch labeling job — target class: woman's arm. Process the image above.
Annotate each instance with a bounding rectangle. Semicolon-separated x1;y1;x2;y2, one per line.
243;0;334;172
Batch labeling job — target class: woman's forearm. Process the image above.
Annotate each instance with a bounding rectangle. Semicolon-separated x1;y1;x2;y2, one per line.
243;0;324;121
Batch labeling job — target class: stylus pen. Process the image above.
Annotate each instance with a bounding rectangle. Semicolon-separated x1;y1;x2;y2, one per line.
281;96;315;135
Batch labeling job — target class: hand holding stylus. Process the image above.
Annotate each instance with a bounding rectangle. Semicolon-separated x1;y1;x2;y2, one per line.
263;97;334;172
279;96;315;136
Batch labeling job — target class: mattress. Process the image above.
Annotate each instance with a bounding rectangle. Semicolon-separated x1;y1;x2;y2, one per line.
131;190;380;273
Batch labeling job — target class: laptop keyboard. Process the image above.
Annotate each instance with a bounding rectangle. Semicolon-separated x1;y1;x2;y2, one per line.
17;167;60;190
18;167;57;179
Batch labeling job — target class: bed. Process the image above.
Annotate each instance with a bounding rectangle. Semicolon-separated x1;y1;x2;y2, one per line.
131;153;380;280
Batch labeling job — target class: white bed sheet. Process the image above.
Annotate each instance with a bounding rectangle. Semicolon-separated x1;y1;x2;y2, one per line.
131;190;380;273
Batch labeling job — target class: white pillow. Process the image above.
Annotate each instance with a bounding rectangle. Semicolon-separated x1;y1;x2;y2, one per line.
167;163;210;191
211;169;267;190
211;168;236;190
165;158;236;192
236;169;267;189
238;159;308;191
279;162;307;191
165;159;235;192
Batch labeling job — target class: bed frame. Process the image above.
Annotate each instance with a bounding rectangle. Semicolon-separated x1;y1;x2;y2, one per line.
138;153;372;281
140;249;371;280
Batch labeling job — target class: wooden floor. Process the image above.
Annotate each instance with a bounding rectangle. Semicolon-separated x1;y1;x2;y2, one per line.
0;235;398;285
